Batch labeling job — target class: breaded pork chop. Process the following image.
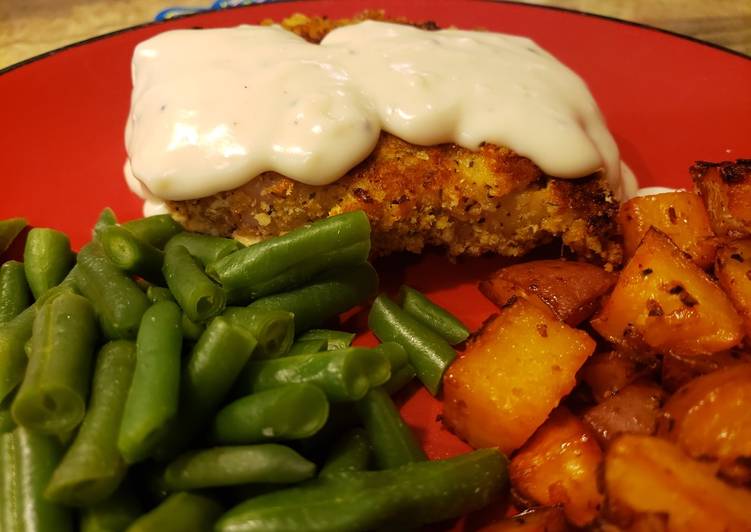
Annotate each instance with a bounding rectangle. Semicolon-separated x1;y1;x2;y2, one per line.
166;13;622;264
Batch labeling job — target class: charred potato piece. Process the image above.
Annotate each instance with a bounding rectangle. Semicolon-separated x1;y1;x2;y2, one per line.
715;239;751;337
480;260;617;326
718;458;751;489
510;407;603;526
579;350;658;403
618;191;716;269
478;507;569;532
691;159;751;239
604;435;751;531
591;228;743;356
661;348;751;393
661;364;751;465
582;381;665;446
443;298;595;455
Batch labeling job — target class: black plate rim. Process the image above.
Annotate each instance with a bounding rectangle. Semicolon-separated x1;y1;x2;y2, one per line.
1;0;748;78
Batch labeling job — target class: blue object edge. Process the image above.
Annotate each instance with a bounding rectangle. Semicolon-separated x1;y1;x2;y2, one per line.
155;0;278;21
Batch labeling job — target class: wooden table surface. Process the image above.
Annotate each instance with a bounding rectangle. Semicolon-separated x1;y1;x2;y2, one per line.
1;0;749;70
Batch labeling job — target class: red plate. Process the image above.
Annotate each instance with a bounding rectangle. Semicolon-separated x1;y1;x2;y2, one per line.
1;0;750;468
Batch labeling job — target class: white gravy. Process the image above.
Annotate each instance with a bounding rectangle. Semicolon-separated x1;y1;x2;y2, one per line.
125;21;633;204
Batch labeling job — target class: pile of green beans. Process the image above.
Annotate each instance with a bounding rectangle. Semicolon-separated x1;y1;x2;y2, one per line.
0;210;506;532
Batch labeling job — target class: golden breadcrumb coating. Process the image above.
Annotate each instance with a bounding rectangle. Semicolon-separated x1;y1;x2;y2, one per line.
166;13;622;264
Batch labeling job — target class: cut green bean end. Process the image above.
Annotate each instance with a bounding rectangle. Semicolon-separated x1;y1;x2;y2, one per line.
11;386;85;435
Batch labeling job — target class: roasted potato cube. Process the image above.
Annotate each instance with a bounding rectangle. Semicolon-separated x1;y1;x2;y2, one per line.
478;507;568;532
661;349;751;393
604;435;751;531
691;159;751;239
443;298;595;455
510;407;603;526
618;191;716;269
715;239;751;337
579;350;658;403
623;514;669;532
661;364;751;465
591;228;743;356
480;260;617;326
582;381;665;446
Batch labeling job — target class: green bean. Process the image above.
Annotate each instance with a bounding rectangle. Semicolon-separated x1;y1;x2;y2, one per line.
248;262;378;334
93;208;118;239
45;340;136;506
182;317;257;418
163;445;315;491
54;429;77;450
0;414;13;435
181;312;205;341
80;484;142;532
39;269;79;299
0;432;17;532
155;317;257;458
211;384;329;444
207;210;371;303
0;306;35;404
368;295;456;396
356;387;425;469
382;364;416;395
100;225;165;284
2;428;74;532
285;338;327;356
12;428;74;532
125;492;222;532
0;278;79;404
165;232;241;267
296;329;355;350
23;228;75;299
75;242;150;339
163;244;225;322
121;214;183;249
118;301;182;464
319;428;371;477
235;347;390;403
216;448;508;532
223;307;294;359
399;285;469;345
23;336;32;358
0;217;26;254
0;261;31;324
373;341;408;372
12;293;97;435
371;342;413;393
145;285;174;304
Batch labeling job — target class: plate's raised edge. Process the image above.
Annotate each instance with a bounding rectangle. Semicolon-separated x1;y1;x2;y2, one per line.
1;0;748;77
